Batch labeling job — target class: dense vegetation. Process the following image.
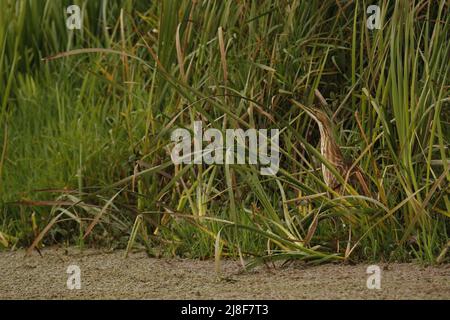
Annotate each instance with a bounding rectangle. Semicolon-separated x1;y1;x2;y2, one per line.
0;0;448;265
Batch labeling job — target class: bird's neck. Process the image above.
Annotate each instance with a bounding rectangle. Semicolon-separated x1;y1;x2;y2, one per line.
318;123;342;162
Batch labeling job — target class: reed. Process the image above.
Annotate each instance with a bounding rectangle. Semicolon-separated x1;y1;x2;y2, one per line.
0;0;448;264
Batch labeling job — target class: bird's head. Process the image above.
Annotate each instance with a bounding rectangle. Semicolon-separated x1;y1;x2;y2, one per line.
292;101;332;130
306;107;331;127
291;100;333;132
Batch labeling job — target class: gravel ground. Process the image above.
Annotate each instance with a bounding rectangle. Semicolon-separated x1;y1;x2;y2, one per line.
0;248;449;299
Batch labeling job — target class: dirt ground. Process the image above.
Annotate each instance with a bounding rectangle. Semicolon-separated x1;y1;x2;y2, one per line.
0;247;448;299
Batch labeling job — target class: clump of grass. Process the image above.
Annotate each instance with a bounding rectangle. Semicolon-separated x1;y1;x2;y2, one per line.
0;0;448;265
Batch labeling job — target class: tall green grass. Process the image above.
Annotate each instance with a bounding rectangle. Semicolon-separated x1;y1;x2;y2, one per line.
0;0;448;264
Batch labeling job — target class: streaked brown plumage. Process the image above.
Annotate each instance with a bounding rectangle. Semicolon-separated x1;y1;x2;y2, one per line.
297;103;370;196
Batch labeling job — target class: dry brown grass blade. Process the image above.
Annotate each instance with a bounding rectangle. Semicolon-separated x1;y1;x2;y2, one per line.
26;212;64;255
44;48;137;61
12;200;99;208
218;26;228;85
83;188;124;239
253;105;276;123
314;89;328;107
354;167;372;197
175;23;187;83
303;213;319;246
344;225;352;260
284;192;327;204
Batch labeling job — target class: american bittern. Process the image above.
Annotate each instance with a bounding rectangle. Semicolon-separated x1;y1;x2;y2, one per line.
294;101;371;196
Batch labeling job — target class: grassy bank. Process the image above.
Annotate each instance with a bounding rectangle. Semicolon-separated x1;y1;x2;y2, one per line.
0;0;449;265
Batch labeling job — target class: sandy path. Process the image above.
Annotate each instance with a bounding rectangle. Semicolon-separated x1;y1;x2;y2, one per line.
0;248;448;299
